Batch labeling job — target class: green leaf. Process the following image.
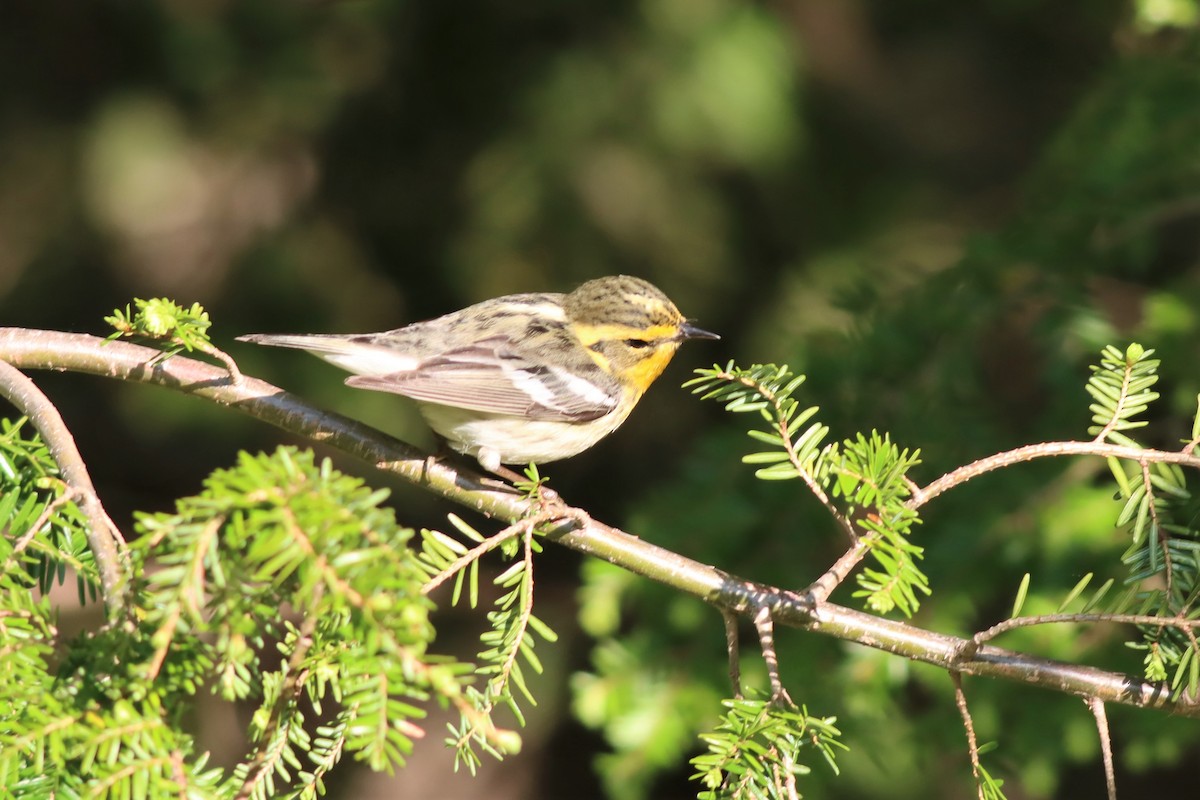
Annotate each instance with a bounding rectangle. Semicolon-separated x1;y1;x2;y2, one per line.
1011;573;1031;618
1057;573;1093;613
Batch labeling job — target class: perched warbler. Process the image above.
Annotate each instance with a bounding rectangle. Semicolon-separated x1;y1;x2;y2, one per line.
237;275;718;474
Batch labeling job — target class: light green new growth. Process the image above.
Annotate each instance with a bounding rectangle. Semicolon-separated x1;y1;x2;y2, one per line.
106;297;243;381
106;297;215;357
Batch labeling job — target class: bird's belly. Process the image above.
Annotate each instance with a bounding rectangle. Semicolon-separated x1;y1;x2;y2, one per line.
418;404;627;465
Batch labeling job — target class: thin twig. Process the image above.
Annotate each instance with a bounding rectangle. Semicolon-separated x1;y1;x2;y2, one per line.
1179;625;1200;670
724;370;855;541
282;508;368;606
235;581;323;800
146;515;222;679
197;341;243;385
779;748;800;800
421;514;543;596
169;749;189;800
0;358;129;619
4;484;76;561
753;606;792;706
493;526;538;695
92;756;177;797
914;440;1200;509
1091;357;1136;445
725;369;868;598
970;612;1200;652
804;537;870;604
950;672;985;800
722;609;742;699
1138;460;1175;600
1086;696;1117;800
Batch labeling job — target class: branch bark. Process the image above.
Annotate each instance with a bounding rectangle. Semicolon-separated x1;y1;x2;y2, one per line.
2;327;1199;719
0;358;129;619
915;441;1200;508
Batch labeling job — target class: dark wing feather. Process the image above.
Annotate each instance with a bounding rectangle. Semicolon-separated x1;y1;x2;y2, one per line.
344;338;618;422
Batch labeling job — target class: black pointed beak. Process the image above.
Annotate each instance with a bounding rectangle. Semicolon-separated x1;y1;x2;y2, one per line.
680;321;720;341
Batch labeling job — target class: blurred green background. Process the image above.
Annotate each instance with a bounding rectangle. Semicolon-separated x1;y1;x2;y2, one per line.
4;0;1200;797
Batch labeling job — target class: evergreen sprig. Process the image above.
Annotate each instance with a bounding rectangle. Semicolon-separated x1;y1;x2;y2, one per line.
105;298;241;380
418;512;557;773
685;363;831;483
1088;344;1200;693
688;364;928;615
1;445;484;797
106;298;215;358
0;522;62;791
690;692;844;800
837;432;927;616
1087;343;1160;446
0;416;99;601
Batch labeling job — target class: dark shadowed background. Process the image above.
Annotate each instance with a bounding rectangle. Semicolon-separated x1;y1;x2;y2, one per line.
3;1;1199;797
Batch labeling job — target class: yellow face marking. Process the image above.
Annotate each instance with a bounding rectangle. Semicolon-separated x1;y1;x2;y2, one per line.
622;345;679;392
571;322;681;347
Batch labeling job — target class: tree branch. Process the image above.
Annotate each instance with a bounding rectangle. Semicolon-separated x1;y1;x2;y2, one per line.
722;609;742;699
950;673;985;800
0;357;129;619
804;537;870;604
1087;696;1117;800
753;606;791;706
3;328;1200;719
970;612;1200;653
915;441;1200;508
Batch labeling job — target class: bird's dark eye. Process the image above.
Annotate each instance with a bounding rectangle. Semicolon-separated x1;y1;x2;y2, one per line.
624;338;651;349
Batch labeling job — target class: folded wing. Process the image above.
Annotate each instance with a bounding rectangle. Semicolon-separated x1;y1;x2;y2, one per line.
346;338;618;422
